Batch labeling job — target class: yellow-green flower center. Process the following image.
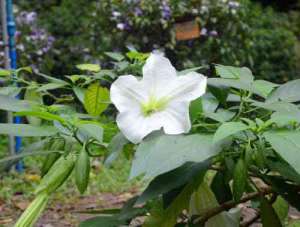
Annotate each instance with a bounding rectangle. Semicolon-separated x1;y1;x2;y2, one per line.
141;96;169;117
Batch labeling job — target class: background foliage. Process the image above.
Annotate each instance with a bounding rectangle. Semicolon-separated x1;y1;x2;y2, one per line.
7;0;300;82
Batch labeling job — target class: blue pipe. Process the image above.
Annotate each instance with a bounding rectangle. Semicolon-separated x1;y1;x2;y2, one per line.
6;0;23;172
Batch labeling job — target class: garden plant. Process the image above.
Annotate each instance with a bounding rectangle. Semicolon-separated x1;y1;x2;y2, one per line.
0;51;300;226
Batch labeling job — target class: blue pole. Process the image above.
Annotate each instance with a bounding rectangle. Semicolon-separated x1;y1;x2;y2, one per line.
6;0;23;172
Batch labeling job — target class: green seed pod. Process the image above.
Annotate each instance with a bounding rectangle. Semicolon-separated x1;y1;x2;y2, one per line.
14;191;49;227
35;154;75;194
75;149;90;194
40;139;65;176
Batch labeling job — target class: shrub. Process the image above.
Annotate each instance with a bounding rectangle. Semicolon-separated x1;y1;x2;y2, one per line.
11;0;299;82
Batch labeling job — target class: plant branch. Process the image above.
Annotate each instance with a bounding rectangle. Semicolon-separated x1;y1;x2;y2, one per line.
193;186;273;225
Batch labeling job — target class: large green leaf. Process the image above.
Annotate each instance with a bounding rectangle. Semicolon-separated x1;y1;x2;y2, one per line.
267;79;300;103
137;160;210;204
37;82;67;92
264;130;300;174
73;87;85;104
84;83;110;116
252;80;278;98
77;122;103;143
104;132;129;167
189;182;240;227
215;65;253;82
213;122;249;143
0;123;58;137
130;133;224;179
260;197;282;227
252;101;298;112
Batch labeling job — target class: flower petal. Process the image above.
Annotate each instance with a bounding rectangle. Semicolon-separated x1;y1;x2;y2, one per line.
161;101;191;134
110;75;148;112
163;72;207;102
116;109;163;144
142;53;177;94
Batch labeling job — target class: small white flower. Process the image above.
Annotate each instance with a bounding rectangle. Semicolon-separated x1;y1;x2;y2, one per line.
110;53;207;143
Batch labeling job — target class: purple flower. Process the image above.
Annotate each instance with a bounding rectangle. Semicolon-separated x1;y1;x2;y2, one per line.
25;12;37;24
200;28;208;36
160;1;171;20
116;22;131;30
112;11;121;17
209;30;218;37
134;7;143;16
228;1;240;9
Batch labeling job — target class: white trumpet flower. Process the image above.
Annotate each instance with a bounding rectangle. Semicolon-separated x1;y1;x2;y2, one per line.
110;53;207;143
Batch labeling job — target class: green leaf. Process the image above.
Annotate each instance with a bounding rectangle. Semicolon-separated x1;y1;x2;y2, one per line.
37;82;67;92
24;88;43;104
178;66;206;76
271;110;300;126
268;79;300;103
190;182;240;227
189;97;202;122
263;176;300;211
73;87;85;104
266;158;300;184
211;171;232;204
215;65;253;81
264;130;300;174
36;72;68;85
208;78;252;92
260;197;282;227
79;215;122;227
84;83;110;116
137;160;210;205
0;87;21;96
15;111;66;124
204;109;235;123
105;52;124;61
0;95;33;112
77;122;103;143
213;122;249;143
76;64;101;72
289;220;300;227
0;123;58;137
273;196;289;224
144;183;195;227
130;133;224;179
252;80;278;98
233;158;247;201
104;133;128;167
75;148;90;194
126;51;149;61
252;101;298;112
0;69;11;77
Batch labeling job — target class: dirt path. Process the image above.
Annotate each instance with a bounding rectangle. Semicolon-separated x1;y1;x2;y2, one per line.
0;189;138;227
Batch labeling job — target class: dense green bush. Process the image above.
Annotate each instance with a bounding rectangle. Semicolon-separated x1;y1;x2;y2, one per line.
14;0;299;82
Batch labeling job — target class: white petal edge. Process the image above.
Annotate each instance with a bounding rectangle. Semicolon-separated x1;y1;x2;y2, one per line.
161;101;191;134
163;71;207;102
116;109;163;144
142;53;177;94
110;75;148;112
